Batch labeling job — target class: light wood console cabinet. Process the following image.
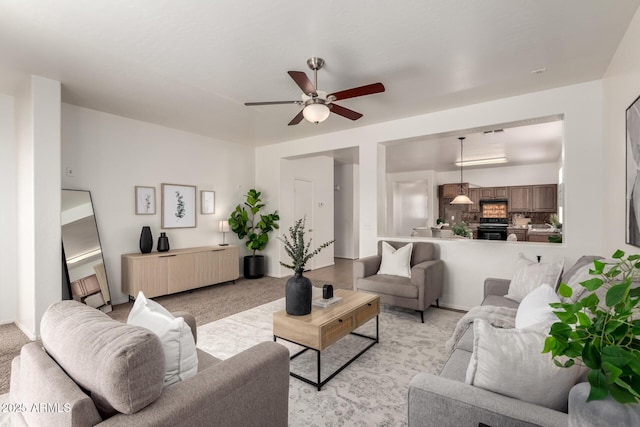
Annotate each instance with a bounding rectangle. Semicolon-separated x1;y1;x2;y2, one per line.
122;245;239;299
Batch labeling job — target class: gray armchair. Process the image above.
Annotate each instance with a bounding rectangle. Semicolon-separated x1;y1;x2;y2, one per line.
353;241;443;322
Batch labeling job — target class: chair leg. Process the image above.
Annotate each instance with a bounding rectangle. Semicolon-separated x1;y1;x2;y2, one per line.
420;310;424;323
436;299;440;308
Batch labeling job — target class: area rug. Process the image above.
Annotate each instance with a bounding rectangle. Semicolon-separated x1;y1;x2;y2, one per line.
197;298;463;426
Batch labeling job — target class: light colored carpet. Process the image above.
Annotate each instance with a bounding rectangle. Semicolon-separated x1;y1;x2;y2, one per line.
197;297;463;426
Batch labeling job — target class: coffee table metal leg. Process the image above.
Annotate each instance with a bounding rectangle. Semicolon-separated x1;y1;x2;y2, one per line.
274;314;379;391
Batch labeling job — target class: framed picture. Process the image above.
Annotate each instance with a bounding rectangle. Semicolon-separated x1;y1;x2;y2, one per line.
161;183;196;228
627;93;640;247
201;190;215;214
135;186;156;215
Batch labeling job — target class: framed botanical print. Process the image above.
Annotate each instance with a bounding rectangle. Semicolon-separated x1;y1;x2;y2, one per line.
135;186;156;215
161;183;196;228
626;94;640;247
201;190;215;214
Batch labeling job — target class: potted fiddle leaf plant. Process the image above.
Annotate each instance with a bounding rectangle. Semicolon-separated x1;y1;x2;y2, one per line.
228;189;279;279
543;250;640;407
278;217;334;315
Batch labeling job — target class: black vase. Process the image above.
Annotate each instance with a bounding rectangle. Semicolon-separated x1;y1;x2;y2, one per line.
285;269;312;316
139;226;153;254
157;232;170;252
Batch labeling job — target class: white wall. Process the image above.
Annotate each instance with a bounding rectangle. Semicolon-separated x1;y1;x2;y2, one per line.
13;76;61;338
334;164;357;259
256;80;604;310
61;104;255;305
279;156;334;274
0;94;17;324
603;7;640;255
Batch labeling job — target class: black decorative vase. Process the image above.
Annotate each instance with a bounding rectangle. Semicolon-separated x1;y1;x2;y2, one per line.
157;232;170;252
285;270;312;316
139;226;153;254
244;255;264;279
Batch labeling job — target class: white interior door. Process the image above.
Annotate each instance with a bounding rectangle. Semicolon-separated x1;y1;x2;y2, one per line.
293;179;314;270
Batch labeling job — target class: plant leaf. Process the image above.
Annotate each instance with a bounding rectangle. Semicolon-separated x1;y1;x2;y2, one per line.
581;277;604;292
606;283;629;307
557;283;573;298
587;370;609;401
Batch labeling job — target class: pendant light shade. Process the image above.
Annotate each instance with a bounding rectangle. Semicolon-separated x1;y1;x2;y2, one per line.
450;136;474;205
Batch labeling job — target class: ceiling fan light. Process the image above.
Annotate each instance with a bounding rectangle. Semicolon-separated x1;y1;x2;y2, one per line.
303;103;330;124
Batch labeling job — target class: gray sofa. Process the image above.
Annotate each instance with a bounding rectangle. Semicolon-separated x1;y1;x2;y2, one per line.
408;256;601;427
10;300;290;426
353;241;443;322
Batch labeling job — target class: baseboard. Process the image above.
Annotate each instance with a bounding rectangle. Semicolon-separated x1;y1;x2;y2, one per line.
437;302;470;313
12;319;38;341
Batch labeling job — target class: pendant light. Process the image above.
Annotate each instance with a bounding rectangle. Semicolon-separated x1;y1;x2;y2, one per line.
451;136;474;205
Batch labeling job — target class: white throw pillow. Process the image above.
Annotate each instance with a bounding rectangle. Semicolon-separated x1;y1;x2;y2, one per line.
515;284;560;329
377;242;413;278
128;291;198;386
505;253;564;302
465;319;584;411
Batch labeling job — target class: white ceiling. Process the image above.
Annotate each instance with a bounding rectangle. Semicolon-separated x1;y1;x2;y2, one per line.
0;0;637;152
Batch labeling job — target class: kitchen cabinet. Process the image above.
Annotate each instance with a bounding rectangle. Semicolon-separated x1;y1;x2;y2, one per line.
468;188;481;212
508;186;532;212
528;232;561;243
479;188;494;199
440;183;468;199
507;227;528;242
532;184;558;212
493;187;508;198
122;245;239;299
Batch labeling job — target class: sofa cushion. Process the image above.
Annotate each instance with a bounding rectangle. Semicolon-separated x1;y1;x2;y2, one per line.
439;349;471;382
480;295;520;309
355;274;417;298
377;241;413;278
128;292;198;386
505;253;564;302
465;319;584;412
515;284;560;329
560;261;599;303
40;300;165;415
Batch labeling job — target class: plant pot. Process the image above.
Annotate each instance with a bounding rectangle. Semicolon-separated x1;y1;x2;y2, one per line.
244;255;265;279
568;383;640;427
285;270;312;316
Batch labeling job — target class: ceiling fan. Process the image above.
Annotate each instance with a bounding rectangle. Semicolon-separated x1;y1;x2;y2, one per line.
245;57;385;126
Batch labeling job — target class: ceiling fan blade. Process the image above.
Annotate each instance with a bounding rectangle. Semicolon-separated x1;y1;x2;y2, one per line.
329;82;385;101
288;110;305;126
288;71;317;96
330;104;363;121
245;101;301;106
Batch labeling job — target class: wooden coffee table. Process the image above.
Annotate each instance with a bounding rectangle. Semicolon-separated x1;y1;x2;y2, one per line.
273;288;380;390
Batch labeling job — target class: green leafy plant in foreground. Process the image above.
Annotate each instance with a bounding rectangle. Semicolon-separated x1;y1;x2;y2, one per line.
278;217;334;273
543;250;640;404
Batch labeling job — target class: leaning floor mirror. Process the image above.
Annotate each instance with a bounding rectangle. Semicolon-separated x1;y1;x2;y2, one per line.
61;189;113;313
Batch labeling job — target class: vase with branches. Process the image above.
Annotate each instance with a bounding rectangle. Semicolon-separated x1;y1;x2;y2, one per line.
279;217;334;315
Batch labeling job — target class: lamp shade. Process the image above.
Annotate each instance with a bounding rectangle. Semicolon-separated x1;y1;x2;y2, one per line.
218;220;230;232
450;194;474;205
303;103;330;124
